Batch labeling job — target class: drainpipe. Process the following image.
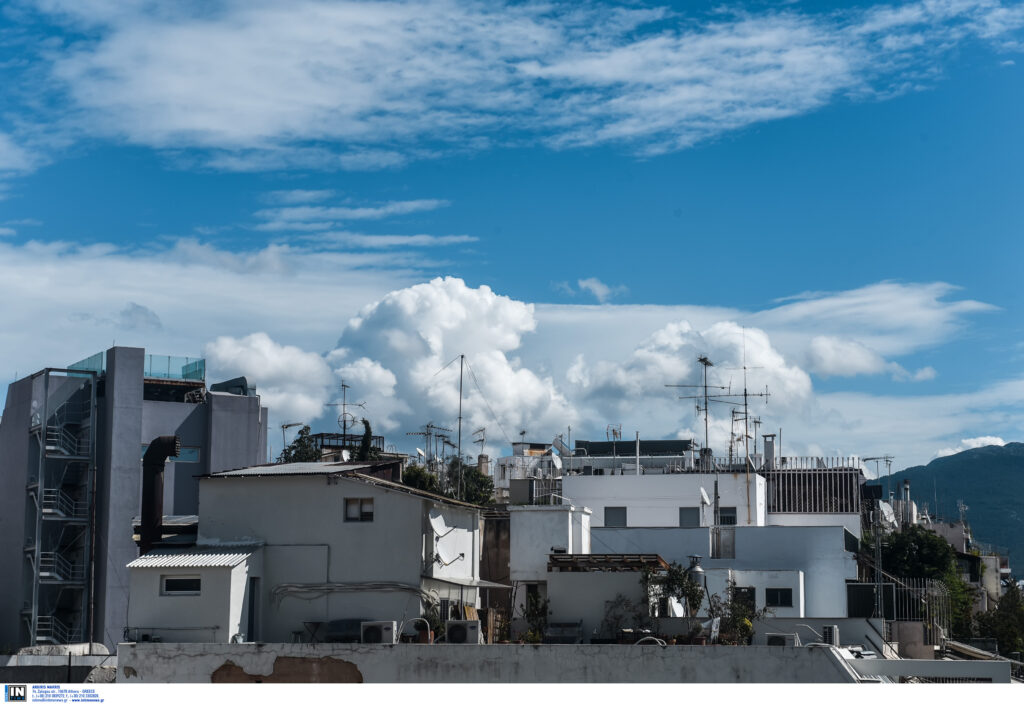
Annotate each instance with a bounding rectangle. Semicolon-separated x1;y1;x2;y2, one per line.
140;436;181;555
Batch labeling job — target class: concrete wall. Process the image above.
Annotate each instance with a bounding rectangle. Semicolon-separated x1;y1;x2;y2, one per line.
728;569;805;618
0;376;34;648
116;641;863;683
95;347;146;648
766;511;860;536
562;473;766;527
206;392;266;474
546;571;647;640
508;505;590;582
592;525;855;617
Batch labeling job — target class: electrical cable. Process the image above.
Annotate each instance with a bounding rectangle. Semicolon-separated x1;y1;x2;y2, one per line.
463;357;514;445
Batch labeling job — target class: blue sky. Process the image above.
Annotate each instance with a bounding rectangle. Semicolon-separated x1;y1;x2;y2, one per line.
1;0;1022;468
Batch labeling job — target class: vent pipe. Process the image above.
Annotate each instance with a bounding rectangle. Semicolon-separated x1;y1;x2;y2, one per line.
140;435;181;555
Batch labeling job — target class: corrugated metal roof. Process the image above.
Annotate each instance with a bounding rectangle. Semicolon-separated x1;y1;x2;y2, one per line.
126;546;258;569
209;461;369;477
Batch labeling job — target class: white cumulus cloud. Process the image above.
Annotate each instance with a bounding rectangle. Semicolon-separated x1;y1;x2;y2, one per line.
936;436;1006;458
203;332;335;422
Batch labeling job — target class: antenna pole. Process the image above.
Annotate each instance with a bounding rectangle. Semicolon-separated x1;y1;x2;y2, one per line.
340;379;350;446
457;354;464;500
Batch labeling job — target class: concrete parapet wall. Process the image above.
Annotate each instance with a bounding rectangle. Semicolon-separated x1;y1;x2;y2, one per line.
117;642;861;683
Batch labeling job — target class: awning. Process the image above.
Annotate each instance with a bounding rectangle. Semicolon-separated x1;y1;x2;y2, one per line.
428;575;511;589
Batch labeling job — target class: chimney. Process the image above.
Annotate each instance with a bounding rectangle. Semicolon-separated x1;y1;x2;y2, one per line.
140;436;181;555
763;435;776;470
477;454;490;475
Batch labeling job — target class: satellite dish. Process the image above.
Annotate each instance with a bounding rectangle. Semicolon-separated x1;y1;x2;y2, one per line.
341;449;351;462
700;487;711;506
551;455;562;470
416;448;425;458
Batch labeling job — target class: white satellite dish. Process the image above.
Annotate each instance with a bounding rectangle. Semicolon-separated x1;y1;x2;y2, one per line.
416;447;425;458
700;487;711;506
341;449;351;462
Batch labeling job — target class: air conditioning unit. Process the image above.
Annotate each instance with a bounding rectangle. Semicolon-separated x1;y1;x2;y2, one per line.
444;619;482;644
765;633;801;646
822;624;840;646
360;620;397;644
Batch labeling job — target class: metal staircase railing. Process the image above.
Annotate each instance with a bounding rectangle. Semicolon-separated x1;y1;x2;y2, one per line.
44;425;89;456
35;615;81;645
40;489;88;519
38;552;86;583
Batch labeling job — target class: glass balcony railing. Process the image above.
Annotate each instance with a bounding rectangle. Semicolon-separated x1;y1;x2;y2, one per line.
67;352;205;381
144;355;205;381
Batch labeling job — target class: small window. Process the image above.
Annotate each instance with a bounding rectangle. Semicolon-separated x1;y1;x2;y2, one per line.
679;507;701;528
765;588;793;607
161;575;201;595
604;506;626;527
719;507;737;526
345;498;374;522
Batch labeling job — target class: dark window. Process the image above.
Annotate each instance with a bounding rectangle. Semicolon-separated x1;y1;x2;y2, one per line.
161;576;201;595
604;506;627;527
765;588;793;607
345;498;374;522
718;507;737;525
679;507;700;528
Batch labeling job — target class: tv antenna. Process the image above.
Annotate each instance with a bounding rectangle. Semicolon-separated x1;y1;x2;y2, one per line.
473;427;486;454
864;455;894;496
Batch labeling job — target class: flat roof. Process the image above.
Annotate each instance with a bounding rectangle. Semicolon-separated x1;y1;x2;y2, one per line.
206;462;482;510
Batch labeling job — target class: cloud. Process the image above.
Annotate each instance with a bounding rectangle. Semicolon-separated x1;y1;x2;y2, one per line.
577;277;627;303
203;332;335;422
807;335;937;382
118;301;162;330
0;232;1013;467
326;277;576;448
265;189;334;205
253;198;450;232
936;436;1006;457
23;0;1024;169
0;133;35;172
307;232;477;249
0;228;15;237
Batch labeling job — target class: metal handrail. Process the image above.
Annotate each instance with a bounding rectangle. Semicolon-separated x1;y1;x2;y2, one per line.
40;489;87;519
39;551;86;582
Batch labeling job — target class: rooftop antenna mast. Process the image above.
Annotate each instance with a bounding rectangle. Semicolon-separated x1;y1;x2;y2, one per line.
666;356;751;469
473;427;486;454
864;455;894;495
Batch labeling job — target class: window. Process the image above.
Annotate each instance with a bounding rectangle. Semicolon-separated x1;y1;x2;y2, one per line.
345;498;374;522
718;507;737;526
161;575;201;595
765;588;793;608
679;507;701;528
604;506;626;527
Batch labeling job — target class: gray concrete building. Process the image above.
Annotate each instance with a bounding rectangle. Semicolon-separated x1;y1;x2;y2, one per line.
0;347;268;650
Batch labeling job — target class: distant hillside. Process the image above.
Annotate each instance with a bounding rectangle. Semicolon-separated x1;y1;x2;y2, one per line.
867;442;1024;567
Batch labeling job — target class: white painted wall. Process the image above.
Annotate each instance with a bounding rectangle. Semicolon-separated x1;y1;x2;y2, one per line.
127;566;232;643
562;473;766;527
592;525;856;618
766;511;860;535
190;474;481;642
508;505;591;582
546;571;647;641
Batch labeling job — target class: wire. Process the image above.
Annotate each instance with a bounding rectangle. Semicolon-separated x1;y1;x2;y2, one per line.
463;357;514;446
432;355;462;378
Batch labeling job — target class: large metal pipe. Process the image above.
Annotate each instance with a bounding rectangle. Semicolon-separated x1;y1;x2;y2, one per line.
140;435;181;555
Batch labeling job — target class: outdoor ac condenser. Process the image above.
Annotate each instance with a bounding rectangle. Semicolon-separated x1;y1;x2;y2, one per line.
445;620;483;644
822;624;840;646
360;620;397;644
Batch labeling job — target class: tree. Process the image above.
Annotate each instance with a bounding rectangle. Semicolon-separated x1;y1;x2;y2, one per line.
402;463;441;495
356;417;376;461
641;561;705;616
277;425;320;463
704;580;772;645
445;457;495;506
878;525;977;640
975;580;1024;656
